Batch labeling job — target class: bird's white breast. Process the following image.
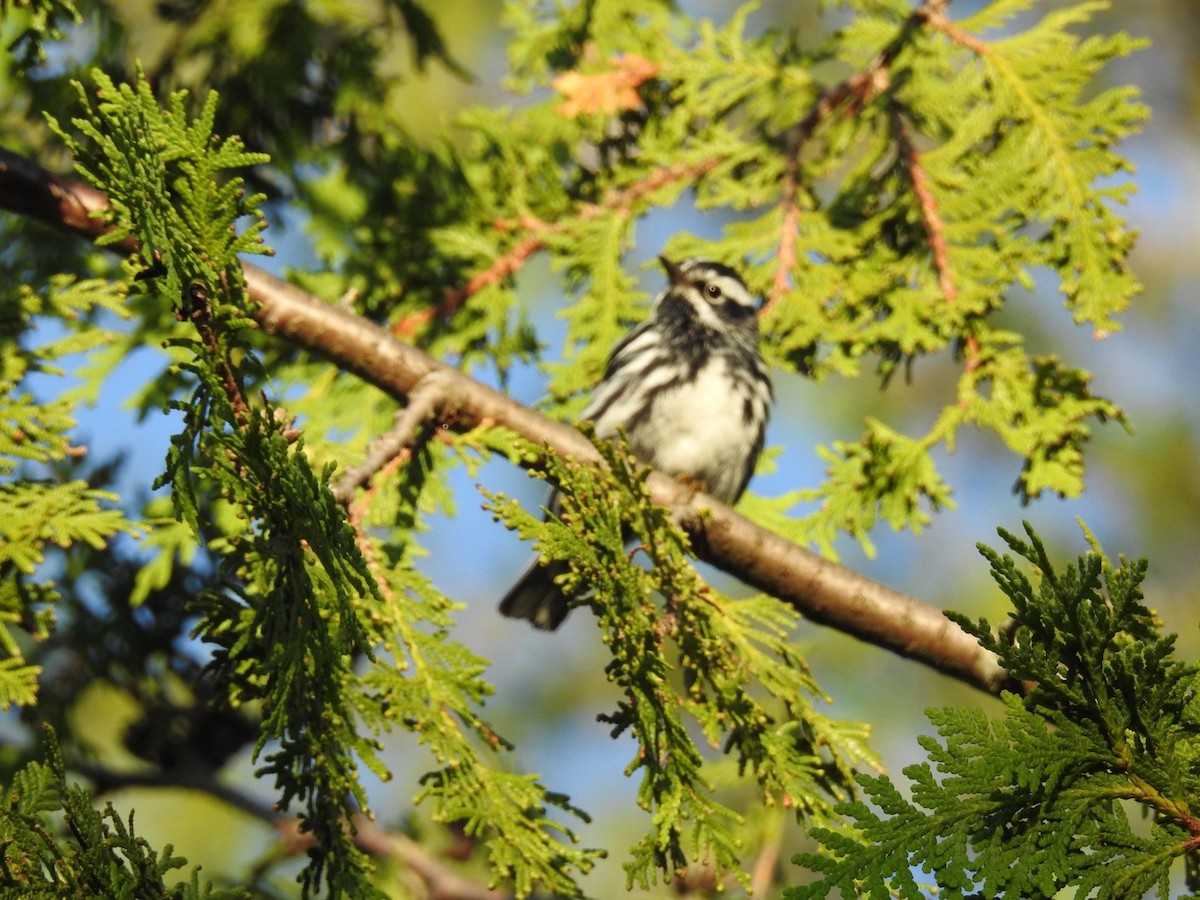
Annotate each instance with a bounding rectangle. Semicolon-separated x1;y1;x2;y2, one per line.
628;359;760;501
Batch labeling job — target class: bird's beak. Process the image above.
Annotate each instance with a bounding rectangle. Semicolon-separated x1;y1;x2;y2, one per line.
658;255;686;287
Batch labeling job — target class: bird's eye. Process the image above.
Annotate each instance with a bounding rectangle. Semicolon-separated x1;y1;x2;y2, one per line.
705;283;722;300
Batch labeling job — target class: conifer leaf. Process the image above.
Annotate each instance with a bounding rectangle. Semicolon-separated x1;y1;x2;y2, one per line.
487;436;876;889
0;657;41;710
1;0;80;67
792;523;1199;898
0;727;242;897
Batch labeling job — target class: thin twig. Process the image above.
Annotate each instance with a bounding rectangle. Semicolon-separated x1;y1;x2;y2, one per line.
69;758;508;900
786;58;894;152
181;278;256;429
769;129;804;312
398;234;547;338
764;7;915;315
585;156;723;215
280;816;510;900
331;369;456;504
70;760;279;822
919;1;991;56
775;0;957;156
889;103;957;305
749;839;781;898
395;156;725;336
767;62;888;313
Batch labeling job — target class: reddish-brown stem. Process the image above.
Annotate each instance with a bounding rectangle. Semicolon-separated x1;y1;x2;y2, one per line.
919;2;992;56
750;840;782;898
332;369;455;503
586;156;723;214
890;103;957;305
402;233;547;338
183;278;256;429
768;133;803;313
396;156;724;337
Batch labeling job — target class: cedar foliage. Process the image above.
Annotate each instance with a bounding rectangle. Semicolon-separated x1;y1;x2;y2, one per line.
2;726;241;898
792;524;1200;898
0;0;1172;897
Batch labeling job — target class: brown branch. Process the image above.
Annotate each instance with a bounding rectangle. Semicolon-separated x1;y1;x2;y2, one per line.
280;816;510;900
69;758;507;900
0;146;1013;697
895;5;991;376
246;266;1009;695
586;156;723;213
766;60;893;316
70;759;280;822
400;233;547;339
182;278;256;428
768;130;804;313
787;59;893;154
331;369;456;504
890;103;957;305
776;0;958;156
749;839;782;897
396;156;724;337
919;1;992;57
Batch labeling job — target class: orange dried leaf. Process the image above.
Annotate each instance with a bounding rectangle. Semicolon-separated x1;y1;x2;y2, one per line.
553;53;660;118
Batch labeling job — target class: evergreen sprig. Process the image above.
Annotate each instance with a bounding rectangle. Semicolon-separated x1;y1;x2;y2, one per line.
486;436;879;890
0;726;243;898
1;274;137;711
46;69;390;895
1;0;81;68
349;436;603;898
791;522;1200;898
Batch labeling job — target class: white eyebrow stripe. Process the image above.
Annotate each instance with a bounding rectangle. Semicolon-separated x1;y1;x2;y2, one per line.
710;275;755;306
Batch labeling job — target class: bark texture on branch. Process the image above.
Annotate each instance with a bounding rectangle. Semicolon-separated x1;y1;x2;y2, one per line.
0;146;1012;696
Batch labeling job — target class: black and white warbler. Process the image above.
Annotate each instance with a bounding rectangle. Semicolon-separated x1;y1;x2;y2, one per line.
500;255;773;630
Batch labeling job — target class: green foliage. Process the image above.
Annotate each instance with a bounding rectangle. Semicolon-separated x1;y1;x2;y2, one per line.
793;420;955;558
42;67;601;898
1;726;243;898
0;274;138;711
791;522;1200;899
342;434;602;898
433;0;1145;538
47;70;272;302
0;0;1158;897
486;436;879;889
0;0;80;67
48;68;388;895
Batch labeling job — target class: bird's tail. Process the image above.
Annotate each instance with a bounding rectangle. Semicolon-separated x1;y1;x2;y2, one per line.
498;559;572;631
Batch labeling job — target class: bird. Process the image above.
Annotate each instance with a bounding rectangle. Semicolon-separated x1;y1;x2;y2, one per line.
499;255;773;630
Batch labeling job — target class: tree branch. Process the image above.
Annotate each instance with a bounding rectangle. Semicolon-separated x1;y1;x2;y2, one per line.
397;156;725;337
0;145;1012;697
919;0;991;56
890;103;957;305
764;0;949;316
281;816;510;900
331;369;456;504
68;758;508;900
